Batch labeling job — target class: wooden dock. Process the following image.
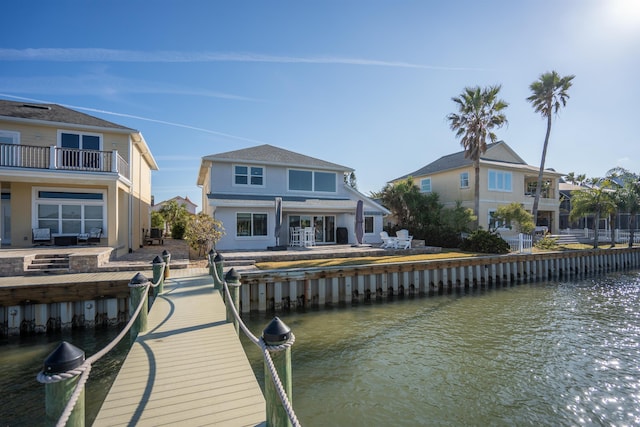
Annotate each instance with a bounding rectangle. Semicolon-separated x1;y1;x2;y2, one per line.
93;268;266;426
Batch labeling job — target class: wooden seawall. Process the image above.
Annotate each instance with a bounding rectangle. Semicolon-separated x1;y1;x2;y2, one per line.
93;268;266;426
238;247;640;312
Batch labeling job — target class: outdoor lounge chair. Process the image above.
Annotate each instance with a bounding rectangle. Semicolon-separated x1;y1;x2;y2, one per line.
78;228;102;245
396;229;413;249
380;231;398;249
32;228;52;245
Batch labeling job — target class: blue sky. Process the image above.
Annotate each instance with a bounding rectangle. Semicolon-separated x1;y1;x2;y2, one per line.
2;1;639;210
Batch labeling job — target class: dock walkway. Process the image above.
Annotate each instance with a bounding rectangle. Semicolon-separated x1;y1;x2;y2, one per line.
93;268;266;427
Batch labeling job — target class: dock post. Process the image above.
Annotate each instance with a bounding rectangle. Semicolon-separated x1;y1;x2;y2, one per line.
162;250;171;279
152;256;165;296
225;268;241;335
263;317;293;427
213;252;225;291
41;341;85;427
129;273;149;340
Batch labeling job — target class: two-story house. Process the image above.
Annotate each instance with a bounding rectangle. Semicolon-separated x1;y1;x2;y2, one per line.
197;144;389;250
391;141;563;234
151;195;198;215
0;100;158;256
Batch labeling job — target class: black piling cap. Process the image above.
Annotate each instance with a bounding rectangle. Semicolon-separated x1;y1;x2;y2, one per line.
162;249;170;257
129;272;149;286
43;341;85;374
225;268;240;283
262;317;291;344
152;255;164;265
214;252;224;263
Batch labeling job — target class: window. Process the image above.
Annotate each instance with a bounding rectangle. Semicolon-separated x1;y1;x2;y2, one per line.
420;178;432;193
460;172;469;188
488;210;511;230
0;130;20;167
35;189;105;234
234;165;264;186
488;170;512;192
288;169;337;192
58;131;102;169
236;213;267;237
364;216;374;234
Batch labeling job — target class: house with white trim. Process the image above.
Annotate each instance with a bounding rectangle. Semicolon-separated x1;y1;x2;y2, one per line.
197;144;389;250
0;99;158;256
390;141;563;233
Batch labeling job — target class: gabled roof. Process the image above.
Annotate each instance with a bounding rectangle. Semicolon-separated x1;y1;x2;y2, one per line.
0;99;134;133
392;141;533;182
202;144;353;172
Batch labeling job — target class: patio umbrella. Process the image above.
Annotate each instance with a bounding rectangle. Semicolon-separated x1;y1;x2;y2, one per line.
274;197;283;246
355;199;364;245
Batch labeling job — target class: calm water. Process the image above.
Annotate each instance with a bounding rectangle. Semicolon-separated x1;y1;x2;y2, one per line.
0;328;129;426
2;272;640;426
241;272;640;426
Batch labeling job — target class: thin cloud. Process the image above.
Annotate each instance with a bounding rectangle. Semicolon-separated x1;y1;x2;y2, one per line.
0;93;266;144
0;74;257;101
0;48;484;71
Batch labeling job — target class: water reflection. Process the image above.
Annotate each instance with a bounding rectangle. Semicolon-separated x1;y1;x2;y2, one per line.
241;272;640;426
0;328;129;426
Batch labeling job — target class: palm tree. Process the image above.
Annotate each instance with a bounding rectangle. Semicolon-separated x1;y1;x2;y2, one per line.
607;167;640;247
527;71;575;226
569;178;617;248
447;85;508;228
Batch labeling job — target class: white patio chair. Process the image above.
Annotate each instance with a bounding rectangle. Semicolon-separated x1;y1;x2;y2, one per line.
396;229;413;249
380;231;398;249
289;227;301;247
303;227;315;247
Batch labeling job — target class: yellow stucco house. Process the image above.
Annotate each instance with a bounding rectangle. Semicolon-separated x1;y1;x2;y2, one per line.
390;141;563;233
0;99;158;257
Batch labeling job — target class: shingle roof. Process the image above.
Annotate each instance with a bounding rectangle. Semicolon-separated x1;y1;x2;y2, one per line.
0;99;134;131
392;141;524;181
203;144;353;172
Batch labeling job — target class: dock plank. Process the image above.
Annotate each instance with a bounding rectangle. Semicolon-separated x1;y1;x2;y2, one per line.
93;270;265;426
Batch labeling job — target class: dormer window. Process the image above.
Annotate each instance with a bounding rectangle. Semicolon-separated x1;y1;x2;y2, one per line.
234;165;264;186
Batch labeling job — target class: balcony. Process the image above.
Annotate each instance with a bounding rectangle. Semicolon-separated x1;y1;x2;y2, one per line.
0;143;129;180
524;180;555;200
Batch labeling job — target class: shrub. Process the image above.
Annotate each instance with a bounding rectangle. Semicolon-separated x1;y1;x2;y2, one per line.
459;230;510;254
534;235;559;250
171;220;187;240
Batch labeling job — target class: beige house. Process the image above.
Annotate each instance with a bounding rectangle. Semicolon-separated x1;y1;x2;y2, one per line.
0;100;158;256
151;195;198;215
391;141;563;233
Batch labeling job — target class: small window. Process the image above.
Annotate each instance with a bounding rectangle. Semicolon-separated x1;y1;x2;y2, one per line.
314;172;336;192
289;169;313;191
460;172;469;188
364;216;374;233
420;178;432;193
235;165;264;186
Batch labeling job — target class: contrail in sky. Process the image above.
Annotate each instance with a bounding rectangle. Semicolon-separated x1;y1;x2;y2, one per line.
0;93;266;144
0;48;484;71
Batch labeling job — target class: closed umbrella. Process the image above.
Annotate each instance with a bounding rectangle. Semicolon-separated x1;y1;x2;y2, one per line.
274;197;283;246
355;199;364;245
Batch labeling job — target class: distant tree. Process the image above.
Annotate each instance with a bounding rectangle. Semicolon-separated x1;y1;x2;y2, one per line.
569;178;617;248
527;71;575;225
344;171;358;190
607;167;640;247
159;200;189;236
447;85;508;228
151;211;165;229
492;202;535;234
184;213;225;257
564;171;587;186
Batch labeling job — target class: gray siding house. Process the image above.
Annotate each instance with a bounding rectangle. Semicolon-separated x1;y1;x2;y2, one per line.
197;144;389;250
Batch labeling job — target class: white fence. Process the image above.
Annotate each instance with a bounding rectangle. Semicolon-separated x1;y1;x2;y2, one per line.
560;228;640;244
504;233;533;253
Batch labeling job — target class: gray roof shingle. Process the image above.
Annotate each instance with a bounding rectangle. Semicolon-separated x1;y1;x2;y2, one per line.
203;144;353;171
0;99;134;131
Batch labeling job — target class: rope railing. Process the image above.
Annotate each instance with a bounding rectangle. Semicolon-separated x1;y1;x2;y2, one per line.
37;260;166;427
211;260;301;427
